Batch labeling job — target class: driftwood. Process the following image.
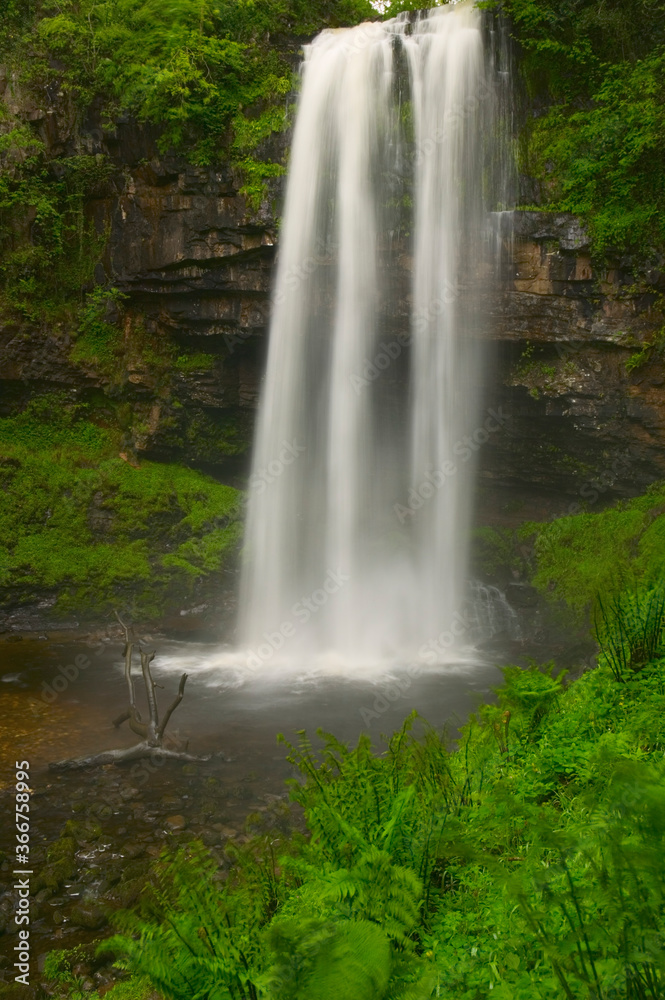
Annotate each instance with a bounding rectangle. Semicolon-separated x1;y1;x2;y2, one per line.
50;613;210;772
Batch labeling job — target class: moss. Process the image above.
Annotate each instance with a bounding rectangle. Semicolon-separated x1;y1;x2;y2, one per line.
174;351;216;374
62;819;103;843
0;394;243;616
471;526;518;578
35;835;78;891
104;979;154;1000
522;481;665;612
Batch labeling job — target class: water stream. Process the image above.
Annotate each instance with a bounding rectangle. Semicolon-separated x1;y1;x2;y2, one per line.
239;3;512;666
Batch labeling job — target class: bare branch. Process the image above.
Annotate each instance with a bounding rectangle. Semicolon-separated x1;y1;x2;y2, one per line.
158;673;188;739
50;743;210;772
140;648;159;742
115;610;138;715
51;625;210;771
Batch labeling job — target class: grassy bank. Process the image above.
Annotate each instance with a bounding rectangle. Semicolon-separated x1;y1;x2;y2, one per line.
0;395;242;618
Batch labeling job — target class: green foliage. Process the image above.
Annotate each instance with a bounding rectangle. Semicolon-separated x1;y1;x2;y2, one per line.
70;286;125;372
522;482;665;612
0;122;110;318
4;0;375;188
44;948;152;1000
625;323;665;373
595;583;665;681
489;0;665;254
0;394;242;614
1;0;379;315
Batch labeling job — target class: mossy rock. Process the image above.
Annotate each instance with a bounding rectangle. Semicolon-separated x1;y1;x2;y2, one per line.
61;818;102;843
69;902;108;930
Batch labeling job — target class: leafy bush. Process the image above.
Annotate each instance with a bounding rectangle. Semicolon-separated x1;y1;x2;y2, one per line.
488;0;665;254
596;582;665;681
0;127;110;318
522;482;665;613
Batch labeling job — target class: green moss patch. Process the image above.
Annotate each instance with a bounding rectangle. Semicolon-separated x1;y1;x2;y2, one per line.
522;482;665;612
0;395;243;616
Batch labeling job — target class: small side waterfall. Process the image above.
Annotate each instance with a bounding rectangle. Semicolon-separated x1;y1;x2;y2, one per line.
239;3;512;666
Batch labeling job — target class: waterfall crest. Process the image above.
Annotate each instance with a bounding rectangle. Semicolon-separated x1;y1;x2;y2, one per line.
239;3;511;666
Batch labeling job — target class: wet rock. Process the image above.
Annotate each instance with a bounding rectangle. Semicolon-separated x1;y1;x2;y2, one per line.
505;583;539;608
164;814;187;831
63;819;102;843
69;904;107;931
120;843;146;859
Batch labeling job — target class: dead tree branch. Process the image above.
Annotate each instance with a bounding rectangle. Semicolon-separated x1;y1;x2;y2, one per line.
50;614;208;771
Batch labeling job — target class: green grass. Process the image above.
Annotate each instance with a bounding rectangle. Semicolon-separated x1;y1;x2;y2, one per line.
0;395;242;615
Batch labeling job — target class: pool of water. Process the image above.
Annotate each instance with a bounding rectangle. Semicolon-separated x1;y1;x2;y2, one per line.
0;636;505;784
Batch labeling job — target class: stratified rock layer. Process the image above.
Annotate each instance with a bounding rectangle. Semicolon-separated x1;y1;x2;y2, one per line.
1;96;664;518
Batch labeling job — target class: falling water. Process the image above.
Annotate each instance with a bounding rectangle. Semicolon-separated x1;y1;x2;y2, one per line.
239;2;512;666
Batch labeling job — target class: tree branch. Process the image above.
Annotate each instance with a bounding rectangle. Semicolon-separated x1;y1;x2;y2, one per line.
158;673;188;739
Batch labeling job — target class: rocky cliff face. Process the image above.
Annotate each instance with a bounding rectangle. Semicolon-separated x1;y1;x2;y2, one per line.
479;212;665;525
0;105;285;481
2;99;664;525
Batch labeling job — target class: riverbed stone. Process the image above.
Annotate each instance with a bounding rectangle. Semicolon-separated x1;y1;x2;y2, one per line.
164;814;187;831
69;904;107;931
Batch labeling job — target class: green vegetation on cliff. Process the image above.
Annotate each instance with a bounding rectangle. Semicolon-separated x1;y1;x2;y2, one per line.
0;0;378;320
0;395;242;616
491;0;665;254
523;483;665;613
474;479;665;619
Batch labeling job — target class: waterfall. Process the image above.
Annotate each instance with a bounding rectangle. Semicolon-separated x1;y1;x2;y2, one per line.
239;3;511;667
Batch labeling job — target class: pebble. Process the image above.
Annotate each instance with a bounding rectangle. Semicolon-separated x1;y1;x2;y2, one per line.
164;814;187;831
120;843;146;859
